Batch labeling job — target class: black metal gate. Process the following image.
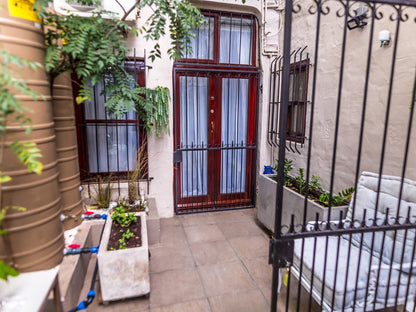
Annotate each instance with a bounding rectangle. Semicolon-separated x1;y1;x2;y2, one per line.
269;0;416;311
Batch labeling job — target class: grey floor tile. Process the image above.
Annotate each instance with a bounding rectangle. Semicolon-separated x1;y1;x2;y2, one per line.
149;299;211;312
159;224;187;247
149;268;205;308
179;213;217;227
242;256;272;289
217;220;262;239
212;210;253;223
150;245;194;273
229;235;269;259
198;261;256;297
190;240;237;266
183;224;225;244
160;217;181;228
209;289;269;312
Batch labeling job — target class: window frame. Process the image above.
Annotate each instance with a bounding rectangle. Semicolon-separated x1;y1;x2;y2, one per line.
177;10;258;68
73;60;148;181
286;59;310;144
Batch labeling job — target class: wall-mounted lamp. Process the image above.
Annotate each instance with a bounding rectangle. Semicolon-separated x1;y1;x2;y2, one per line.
347;6;368;30
378;30;390;47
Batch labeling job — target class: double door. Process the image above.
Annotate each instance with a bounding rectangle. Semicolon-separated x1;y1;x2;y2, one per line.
174;71;258;213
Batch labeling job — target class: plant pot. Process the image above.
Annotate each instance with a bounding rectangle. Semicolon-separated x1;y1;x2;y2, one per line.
257;174;348;233
98;211;150;302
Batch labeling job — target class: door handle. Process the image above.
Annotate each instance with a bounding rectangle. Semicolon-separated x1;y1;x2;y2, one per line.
211;121;214;133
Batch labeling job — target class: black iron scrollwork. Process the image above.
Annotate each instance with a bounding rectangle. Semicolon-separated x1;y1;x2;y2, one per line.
307;0;330;15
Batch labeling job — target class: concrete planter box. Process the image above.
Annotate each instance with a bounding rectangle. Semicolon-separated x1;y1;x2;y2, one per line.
98;211;150;303
257;174;348;233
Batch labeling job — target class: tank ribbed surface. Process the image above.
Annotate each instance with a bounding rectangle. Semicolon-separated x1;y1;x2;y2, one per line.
0;1;64;272
53;73;83;230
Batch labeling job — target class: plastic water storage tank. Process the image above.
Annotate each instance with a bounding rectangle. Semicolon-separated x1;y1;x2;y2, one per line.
0;0;64;272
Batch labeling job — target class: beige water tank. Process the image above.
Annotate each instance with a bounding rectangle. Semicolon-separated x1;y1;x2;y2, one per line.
0;0;64;272
53;73;83;230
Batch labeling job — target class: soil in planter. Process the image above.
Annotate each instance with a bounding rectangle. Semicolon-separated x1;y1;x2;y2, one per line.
128;204;146;212
107;217;142;250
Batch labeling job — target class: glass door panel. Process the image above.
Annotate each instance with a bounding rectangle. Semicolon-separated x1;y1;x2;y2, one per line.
179;76;208;197
220;78;249;194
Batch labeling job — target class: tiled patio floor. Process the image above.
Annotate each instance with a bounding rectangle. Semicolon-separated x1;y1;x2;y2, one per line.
86;208;274;312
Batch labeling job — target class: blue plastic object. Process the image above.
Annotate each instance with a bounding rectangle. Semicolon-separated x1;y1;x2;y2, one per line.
77;301;87;310
87;290;96;298
90;246;99;254
263;165;274;174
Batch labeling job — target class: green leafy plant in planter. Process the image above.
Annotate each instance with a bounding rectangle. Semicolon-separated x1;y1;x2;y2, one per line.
273;158;293;186
111;205;137;228
319;187;355;207
93;175;113;208
110;203;138;250
273;158;354;207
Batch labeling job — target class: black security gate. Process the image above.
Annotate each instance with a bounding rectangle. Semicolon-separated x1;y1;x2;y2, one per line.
269;0;416;311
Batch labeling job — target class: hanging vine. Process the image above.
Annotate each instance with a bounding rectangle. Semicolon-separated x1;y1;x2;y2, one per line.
35;0;206;136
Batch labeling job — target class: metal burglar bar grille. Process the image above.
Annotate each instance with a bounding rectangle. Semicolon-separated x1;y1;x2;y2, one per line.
173;10;259;214
74;51;149;196
269;1;416;312
268;47;310;154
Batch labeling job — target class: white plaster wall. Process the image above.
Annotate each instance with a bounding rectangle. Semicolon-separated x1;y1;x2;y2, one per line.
258;0;416;194
124;0;271;218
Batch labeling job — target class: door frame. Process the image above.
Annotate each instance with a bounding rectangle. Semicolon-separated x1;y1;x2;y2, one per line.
173;66;260;213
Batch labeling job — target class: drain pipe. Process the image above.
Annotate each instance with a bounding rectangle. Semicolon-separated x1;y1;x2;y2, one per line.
68;263;99;312
61;212;107;222
64;246;99;255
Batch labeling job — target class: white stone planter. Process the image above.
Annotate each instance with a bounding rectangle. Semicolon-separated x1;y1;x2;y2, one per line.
257;174;348;233
98;211;150;302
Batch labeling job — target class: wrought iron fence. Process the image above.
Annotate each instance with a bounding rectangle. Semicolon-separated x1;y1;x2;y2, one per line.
269;0;416;311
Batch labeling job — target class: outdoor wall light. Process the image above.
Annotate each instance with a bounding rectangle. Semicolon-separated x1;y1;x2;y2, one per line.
378;30;391;47
347;6;368;30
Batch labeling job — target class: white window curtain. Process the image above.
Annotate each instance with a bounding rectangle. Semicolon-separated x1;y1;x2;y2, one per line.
180;76;208;196
219;16;253;65
84;78;138;173
182;17;214;60
221;78;248;193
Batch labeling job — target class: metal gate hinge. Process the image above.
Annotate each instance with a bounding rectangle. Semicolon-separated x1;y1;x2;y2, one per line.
268;238;294;268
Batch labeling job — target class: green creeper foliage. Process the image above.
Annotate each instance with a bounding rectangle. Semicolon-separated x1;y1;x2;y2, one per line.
34;0;205;136
10;142;43;175
0;51;44;183
0;206;25;281
138;0;206;61
0;261;19;281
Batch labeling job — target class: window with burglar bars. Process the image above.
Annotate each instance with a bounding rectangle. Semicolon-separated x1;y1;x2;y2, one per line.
179;11;256;66
74;60;147;182
173;10;259;213
268;47;310;152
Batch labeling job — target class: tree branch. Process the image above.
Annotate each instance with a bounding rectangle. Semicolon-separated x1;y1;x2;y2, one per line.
120;0;141;21
114;0;126;15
